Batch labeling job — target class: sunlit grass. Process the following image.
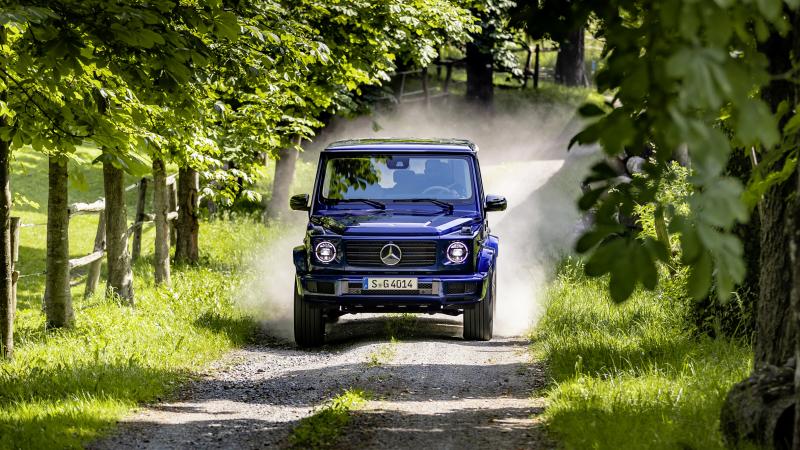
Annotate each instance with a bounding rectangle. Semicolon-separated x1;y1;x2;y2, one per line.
1;149;284;449
533;259;752;450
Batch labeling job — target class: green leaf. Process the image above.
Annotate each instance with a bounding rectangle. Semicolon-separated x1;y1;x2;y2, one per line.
756;0;782;21
585;237;626;277
634;244;658;290
687;250;712;300
578;103;606;118
737;99;779;147
578;186;606;211
609;266;636;303
575;225;623;253
215;11;240;41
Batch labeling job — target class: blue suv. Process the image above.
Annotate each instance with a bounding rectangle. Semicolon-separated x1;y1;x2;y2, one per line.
290;138;506;347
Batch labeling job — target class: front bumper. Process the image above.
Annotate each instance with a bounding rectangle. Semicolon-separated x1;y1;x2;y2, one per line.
297;272;490;313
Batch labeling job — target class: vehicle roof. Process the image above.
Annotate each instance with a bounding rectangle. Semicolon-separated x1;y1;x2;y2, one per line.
323;138;478;153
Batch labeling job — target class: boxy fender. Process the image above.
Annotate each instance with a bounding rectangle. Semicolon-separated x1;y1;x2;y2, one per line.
477;235;499;273
293;245;308;275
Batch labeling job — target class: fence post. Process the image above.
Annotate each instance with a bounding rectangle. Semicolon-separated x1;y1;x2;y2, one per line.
523;45;533;88
168;180;177;247
132;178;147;260
84;211;106;298
9;217;19;315
443;63;453;95
534;44;541;90
397;72;406;103
421;67;430;107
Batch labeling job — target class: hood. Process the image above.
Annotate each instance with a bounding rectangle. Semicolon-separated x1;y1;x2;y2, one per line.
311;211;481;236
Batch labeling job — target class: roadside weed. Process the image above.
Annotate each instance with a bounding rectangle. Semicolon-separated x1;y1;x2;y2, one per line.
288;389;370;449
366;337;398;367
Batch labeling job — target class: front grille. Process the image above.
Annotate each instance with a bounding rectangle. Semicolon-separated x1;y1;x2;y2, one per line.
445;281;478;295
345;240;437;267
347;281;436;295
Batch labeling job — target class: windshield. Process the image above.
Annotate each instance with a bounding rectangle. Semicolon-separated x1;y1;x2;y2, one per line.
320;155;474;201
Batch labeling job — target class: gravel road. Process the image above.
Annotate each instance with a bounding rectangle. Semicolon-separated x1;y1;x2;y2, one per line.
91;314;548;449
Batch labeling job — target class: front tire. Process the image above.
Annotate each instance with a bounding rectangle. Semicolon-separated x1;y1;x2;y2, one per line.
463;270;495;341
294;289;324;348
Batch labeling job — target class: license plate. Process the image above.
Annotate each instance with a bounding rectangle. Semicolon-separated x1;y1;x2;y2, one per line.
363;278;418;290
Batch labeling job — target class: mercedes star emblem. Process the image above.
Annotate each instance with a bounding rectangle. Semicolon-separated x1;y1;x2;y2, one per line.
380;243;402;266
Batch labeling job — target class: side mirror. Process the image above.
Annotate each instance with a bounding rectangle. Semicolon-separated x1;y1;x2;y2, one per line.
485;194;507;212
290;194;310;211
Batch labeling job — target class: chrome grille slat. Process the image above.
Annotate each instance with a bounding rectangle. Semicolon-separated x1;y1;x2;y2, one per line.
345;240;437;267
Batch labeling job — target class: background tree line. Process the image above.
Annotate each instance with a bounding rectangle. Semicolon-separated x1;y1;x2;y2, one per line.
0;0;474;353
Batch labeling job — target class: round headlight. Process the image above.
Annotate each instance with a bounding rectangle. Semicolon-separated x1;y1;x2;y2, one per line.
314;241;337;264
446;241;469;264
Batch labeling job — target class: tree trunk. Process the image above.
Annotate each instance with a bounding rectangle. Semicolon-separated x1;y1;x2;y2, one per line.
793;145;800;450
152;158;171;286
0;113;12;358
175;167;199;264
721;10;799;449
103;161;134;303
44;156;73;329
0;27;13;358
555;28;588;87
465;41;494;108
265;136;301;222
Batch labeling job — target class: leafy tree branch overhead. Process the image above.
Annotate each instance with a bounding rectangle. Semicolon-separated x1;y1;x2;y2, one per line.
570;0;796;303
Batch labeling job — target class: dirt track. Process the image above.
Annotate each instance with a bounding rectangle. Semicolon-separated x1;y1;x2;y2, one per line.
91;315;548;449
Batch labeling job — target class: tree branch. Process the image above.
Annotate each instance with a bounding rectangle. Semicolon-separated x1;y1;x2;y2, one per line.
0;66;92;140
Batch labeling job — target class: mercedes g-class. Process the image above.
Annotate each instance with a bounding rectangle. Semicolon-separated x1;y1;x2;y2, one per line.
290;138;506;347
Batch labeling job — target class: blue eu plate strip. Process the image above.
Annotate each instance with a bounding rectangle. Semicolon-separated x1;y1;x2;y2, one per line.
363;278;368;290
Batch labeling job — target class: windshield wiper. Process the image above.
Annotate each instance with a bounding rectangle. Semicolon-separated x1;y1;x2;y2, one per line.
330;198;386;210
396;198;454;213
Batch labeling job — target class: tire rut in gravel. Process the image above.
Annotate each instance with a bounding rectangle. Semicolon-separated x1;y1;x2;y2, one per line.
90;315;549;449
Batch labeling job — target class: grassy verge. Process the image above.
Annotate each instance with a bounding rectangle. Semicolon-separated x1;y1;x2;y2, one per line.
0;219;276;449
534;260;752;449
287;389;370;449
2;148;283;448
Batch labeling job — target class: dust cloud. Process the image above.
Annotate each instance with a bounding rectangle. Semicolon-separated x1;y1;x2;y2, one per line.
238;225;305;340
240;98;598;340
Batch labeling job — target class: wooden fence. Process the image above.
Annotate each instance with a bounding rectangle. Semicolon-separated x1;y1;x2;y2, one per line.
11;174;179;306
389;45;561;104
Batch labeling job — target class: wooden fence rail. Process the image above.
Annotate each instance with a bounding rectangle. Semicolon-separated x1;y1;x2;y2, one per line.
12;172;180;306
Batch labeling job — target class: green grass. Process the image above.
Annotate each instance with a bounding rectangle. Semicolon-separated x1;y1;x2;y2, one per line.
534;260;752;450
287;389;370;449
1;148;285;449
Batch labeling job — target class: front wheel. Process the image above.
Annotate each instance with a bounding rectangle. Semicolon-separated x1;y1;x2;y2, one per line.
463;270;495;341
294;289;324;348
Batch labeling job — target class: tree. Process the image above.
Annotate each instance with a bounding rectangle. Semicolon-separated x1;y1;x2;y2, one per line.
511;0;593;86
43;156;72;328
101;154;134;301
554;27;587;87
464;0;517;108
152;157;171;286
0;1;282;325
265;135;301;222
0;26;12;356
565;0;799;447
258;0;475;220
175;166;199;264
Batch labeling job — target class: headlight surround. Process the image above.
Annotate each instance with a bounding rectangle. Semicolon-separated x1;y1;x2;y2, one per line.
446;241;469;264
314;240;337;264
